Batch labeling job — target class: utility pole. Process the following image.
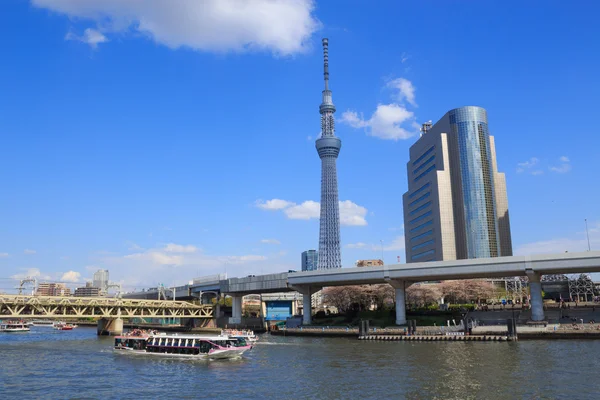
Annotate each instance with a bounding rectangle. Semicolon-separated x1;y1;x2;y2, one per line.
585;219;591;251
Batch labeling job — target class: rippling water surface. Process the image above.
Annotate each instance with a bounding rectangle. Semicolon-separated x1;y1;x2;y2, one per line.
2;327;600;399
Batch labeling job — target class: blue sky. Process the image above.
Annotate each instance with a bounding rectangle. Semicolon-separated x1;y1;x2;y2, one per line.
1;0;599;292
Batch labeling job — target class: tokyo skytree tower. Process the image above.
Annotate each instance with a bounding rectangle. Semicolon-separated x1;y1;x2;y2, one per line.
315;38;342;270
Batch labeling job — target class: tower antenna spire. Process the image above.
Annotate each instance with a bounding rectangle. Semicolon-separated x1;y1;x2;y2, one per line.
323;38;329;90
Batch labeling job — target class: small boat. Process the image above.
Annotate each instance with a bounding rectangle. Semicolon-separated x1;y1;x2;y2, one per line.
221;329;259;343
53;322;77;331
113;333;252;360
0;321;31;332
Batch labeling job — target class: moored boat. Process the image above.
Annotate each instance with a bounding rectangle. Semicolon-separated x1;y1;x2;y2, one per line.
0;321;31;332
221;329;259;343
113;333;252;360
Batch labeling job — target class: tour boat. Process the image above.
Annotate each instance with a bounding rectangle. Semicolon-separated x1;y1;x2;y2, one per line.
113;333;252;360
221;329;259;343
0;321;31;332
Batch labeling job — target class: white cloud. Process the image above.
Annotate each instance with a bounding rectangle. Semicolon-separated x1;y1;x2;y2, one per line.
60;270;81;282
284;200;320;220
340;77;419;141
346;242;367;249
65;28;107;48
549;156;572;173
24;249;37;254
0;253;8;258
256;199;295;210
33;0;320;55
387;78;416;106
257;198;368;226
163;243;198;253
261;239;281;245
339;200;367;226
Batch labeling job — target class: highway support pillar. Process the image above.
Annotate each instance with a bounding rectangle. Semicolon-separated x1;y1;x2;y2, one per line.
289;285;320;326
526;270;545;321
388;280;411;325
231;295;243;322
97;317;123;336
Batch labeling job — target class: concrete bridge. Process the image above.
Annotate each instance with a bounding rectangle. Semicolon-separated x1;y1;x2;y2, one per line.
120;251;600;328
0;295;213;335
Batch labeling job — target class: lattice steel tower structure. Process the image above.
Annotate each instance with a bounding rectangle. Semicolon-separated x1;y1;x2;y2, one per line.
316;38;342;270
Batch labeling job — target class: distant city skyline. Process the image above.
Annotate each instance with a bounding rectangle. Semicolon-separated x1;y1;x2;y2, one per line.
403;106;512;263
0;1;599;290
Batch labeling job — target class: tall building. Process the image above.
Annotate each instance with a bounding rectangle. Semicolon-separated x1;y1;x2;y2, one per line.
301;250;319;271
93;269;109;293
403;106;512;263
316;38;342;270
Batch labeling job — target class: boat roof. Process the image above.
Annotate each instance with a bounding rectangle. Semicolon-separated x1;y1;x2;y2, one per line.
115;334;239;341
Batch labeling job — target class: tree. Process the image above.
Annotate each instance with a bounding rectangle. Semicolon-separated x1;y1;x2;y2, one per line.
439;280;496;304
406;284;441;308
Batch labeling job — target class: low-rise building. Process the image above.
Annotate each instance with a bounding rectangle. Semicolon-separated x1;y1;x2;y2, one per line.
356;259;384;267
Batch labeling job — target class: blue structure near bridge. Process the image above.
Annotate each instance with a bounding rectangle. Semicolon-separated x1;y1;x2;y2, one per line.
265;300;293;321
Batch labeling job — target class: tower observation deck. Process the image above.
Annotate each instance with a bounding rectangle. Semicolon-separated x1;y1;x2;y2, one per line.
315;38;342;270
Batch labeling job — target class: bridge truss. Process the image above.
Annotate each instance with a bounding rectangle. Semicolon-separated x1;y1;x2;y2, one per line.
0;295;213;319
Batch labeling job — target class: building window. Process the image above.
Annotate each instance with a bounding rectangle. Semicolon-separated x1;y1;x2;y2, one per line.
410;230;433;242
412;146;435;166
413;155;435;175
409;211;432;225
409;220;433;233
409;201;431;216
411;249;435;260
414;164;436;182
409;182;431;199
408;192;431;207
411;239;435;252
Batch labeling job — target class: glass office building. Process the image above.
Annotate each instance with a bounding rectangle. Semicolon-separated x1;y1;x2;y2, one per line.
402;106;512;263
301;250;319;271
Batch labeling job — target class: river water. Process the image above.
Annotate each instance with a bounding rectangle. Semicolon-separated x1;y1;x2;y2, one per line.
1;327;600;399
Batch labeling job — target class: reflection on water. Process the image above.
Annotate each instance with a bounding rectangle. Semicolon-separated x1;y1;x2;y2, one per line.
2;328;600;399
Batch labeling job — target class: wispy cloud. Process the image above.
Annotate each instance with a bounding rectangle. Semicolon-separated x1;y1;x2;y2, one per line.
261;239;281;245
346;236;405;252
0;253;8;258
23;249;37;255
65;28;108;49
516;157;541;174
549;155;572;173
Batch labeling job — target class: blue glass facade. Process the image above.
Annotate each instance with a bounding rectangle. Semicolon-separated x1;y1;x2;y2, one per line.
301;250;318;271
449;106;500;258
